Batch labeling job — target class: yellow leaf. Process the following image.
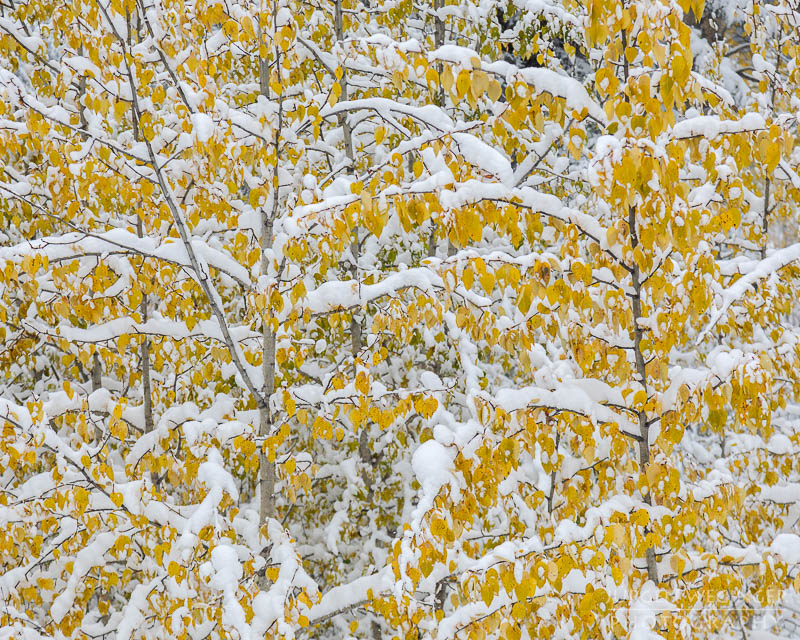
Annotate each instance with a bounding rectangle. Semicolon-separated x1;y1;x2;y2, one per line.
283;392;296;416
487;79;502;101
670;554;686;576
114;101;128;120
425;67;438;89
481;582;494;607
110;418;128;440
441;66;455;93
456;70;470;98
355;371;370;396
329;82;342;107
74;487;89;514
37;577;54;590
479;271;495;293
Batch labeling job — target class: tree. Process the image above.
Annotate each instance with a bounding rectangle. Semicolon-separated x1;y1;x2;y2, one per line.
390;0;800;638
1;0;800;639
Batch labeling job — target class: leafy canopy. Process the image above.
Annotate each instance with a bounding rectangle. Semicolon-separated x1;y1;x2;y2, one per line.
1;0;800;638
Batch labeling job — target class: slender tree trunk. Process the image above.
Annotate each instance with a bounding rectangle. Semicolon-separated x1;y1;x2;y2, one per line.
259;210;276;524
434;0;445;109
762;177;770;260
91;353;102;392
334;0;371;481
137;217;156;485
77;45;88;139
431;0;449;259
258;40;278;527
332;0;361;359
547;427;560;515
620;20;658;584
127;9;154;438
124;9;156;490
91;351;103;442
628;206;659;583
761;28;780;260
138;265;154;434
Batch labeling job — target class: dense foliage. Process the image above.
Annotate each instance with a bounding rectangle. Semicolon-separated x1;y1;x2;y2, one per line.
1;0;800;638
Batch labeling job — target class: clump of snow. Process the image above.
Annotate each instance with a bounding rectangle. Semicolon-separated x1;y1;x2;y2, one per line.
204;545;250;638
412;440;455;499
419;370;443;390
190;112;215;142
673;113;765;139
770;534;800;564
